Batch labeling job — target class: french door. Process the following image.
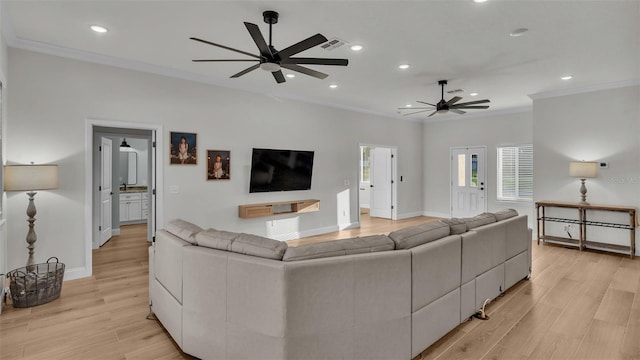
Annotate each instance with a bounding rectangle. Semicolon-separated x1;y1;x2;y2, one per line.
450;146;487;218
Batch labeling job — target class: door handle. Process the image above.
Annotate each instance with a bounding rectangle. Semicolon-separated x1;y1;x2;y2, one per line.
370;184;374;188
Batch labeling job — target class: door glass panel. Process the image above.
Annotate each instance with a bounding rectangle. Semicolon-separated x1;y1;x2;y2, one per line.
470;154;478;187
457;154;465;187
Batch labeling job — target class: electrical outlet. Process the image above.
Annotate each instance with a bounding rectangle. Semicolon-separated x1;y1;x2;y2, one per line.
564;224;573;239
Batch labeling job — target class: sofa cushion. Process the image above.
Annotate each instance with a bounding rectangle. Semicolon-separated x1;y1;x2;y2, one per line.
494;208;519;221
282;235;394;261
439;218;467;235
231;233;288;260
195;228;238;251
388;221;451;250
165;219;203;244
464;213;497;229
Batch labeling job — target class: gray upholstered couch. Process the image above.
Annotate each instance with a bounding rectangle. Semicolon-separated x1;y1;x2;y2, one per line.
149;209;531;360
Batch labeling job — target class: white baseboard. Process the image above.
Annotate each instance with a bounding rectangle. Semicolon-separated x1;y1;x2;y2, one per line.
270;223;362;241
64;266;91;281
422;210;449;218
396;211;426;220
112;228;121;236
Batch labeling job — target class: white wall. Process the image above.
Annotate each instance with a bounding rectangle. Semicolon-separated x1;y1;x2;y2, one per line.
532;84;640;254
5;48;424;275
422;110;534;222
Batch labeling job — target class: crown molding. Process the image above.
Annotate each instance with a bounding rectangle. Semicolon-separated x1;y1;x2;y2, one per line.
529;79;640;100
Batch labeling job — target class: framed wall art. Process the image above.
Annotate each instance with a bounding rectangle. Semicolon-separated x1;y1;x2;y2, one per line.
207;150;231;180
170;131;197;165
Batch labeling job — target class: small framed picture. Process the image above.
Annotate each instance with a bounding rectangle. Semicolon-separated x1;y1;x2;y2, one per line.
207;150;231;180
170;132;197;165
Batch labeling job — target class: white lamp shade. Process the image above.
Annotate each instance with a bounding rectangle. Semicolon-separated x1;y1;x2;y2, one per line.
569;161;598;179
4;164;59;191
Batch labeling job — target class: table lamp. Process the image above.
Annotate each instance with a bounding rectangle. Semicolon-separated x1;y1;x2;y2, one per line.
4;163;59;268
568;161;597;205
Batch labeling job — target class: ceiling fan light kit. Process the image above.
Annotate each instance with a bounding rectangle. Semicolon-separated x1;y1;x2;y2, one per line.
191;10;348;84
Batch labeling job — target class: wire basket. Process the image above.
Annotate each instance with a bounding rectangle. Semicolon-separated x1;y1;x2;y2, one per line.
7;257;65;308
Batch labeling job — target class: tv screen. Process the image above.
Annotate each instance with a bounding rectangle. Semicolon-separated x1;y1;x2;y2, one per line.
249;148;315;193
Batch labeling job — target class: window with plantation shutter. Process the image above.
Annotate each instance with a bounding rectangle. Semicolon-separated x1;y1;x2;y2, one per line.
497;144;533;201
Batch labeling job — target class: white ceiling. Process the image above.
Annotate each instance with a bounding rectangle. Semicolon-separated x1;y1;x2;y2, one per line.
2;0;639;120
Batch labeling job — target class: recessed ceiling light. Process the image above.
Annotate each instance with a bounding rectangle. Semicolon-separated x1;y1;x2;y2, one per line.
561;75;573;80
469;92;479;97
90;25;109;33
509;28;528;37
350;44;363;51
474;0;488;3
405;104;413;108
329;84;338;89
398;64;410;70
285;73;295;78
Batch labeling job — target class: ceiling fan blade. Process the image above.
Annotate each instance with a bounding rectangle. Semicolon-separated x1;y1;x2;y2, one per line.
451;105;490;109
244;22;271;57
230;64;260;78
272;70;286;84
452;99;490;106
281;63;328;79
192;59;259;62
284;57;348;66
276;34;328;59
446;96;462;106
417;101;437;107
190;37;260;59
427;110;438;117
450;109;466;115
403;109;433;116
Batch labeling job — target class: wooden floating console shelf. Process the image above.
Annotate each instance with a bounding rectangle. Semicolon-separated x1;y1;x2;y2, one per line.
536;200;638;259
239;199;320;219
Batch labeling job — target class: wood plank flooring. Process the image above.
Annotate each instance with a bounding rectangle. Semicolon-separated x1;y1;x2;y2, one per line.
1;217;639;360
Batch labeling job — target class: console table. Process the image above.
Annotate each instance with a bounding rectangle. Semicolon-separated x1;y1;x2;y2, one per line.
535;201;638;259
239;199;320;219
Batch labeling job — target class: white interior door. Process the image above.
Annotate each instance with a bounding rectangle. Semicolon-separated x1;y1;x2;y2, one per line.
148;131;156;243
370;147;393;219
99;137;113;246
451;147;486;218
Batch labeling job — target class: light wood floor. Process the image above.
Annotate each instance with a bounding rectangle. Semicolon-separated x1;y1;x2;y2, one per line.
1;217;639;360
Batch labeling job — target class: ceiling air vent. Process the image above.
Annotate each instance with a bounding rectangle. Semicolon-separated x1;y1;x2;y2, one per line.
321;38;346;51
447;89;465;94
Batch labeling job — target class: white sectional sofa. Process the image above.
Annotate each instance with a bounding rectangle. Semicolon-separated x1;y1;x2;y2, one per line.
149;209;532;360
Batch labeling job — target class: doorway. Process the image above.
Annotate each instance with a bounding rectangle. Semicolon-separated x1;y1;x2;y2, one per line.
359;145;397;220
450;146;487;218
84;119;164;278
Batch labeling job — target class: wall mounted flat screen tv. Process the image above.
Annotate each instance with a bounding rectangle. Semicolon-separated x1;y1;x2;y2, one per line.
249;148;314;193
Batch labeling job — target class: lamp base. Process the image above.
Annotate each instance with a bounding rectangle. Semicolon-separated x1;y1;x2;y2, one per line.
579;179;589;205
26;191;38;270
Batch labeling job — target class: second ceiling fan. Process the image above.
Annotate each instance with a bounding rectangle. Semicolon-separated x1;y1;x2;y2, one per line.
190;10;348;84
399;80;490;117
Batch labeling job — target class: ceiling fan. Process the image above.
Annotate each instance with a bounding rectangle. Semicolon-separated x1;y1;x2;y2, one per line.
399;80;490;117
190;10;348;84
